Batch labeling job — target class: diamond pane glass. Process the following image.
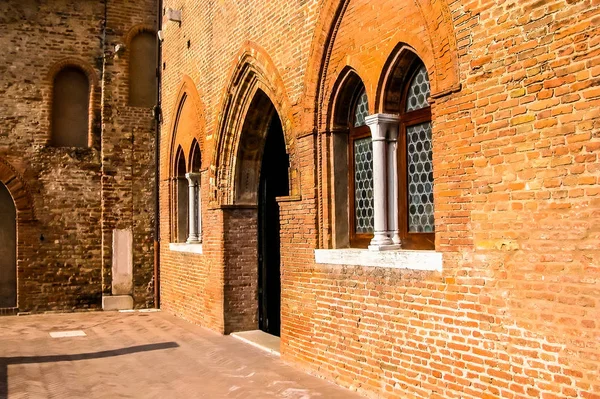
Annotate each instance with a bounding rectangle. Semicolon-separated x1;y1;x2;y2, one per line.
406;65;431;112
407;122;434;233
353;90;369;127
353;137;374;234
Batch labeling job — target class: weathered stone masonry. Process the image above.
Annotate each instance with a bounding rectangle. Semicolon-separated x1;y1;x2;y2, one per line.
159;0;600;398
0;0;157;312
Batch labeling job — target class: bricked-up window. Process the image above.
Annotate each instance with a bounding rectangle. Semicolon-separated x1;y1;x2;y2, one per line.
175;147;188;243
399;62;434;249
129;32;157;107
52;67;90;148
349;88;374;247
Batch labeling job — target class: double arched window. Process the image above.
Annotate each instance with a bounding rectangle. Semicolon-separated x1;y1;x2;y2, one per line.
173;141;202;244
338;57;434;250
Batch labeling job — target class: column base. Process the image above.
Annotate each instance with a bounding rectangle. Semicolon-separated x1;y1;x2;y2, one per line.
368;243;402;251
102;295;133;311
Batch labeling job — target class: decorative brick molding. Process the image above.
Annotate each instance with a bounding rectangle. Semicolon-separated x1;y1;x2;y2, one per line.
302;0;459;134
211;42;299;206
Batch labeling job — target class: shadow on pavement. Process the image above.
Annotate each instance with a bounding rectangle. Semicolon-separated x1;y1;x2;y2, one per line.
0;342;179;398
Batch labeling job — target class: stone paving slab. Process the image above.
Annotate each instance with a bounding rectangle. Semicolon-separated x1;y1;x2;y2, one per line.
0;311;362;399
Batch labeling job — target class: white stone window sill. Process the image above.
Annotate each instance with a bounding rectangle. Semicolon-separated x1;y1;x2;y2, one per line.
314;248;442;271
169;243;203;254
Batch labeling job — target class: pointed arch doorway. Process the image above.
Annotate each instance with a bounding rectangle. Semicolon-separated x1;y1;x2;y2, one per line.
0;182;17;308
232;89;289;337
258;113;289;336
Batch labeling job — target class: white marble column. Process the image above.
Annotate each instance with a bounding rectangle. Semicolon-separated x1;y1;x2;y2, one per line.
365;114;400;251
386;119;401;245
185;172;201;243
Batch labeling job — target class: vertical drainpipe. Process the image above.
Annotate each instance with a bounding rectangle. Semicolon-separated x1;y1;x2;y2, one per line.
154;0;163;309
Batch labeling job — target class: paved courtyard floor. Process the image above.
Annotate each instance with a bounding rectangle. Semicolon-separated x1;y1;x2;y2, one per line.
0;311;361;398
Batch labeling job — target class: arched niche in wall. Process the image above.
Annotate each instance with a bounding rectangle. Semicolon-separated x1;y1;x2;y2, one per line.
129;31;157;107
51;67;90;148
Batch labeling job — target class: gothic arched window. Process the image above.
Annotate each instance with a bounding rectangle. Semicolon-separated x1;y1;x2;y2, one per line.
349;88;374;247
398;62;434;249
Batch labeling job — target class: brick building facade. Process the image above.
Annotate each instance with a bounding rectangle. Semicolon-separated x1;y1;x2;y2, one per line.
158;0;600;398
0;0;157;312
1;0;598;397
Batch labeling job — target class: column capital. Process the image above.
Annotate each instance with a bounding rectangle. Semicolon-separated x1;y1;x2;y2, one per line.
365;113;400;125
365;113;400;141
185;172;201;184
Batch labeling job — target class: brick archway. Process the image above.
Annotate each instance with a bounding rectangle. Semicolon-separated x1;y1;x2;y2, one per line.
0;159;35;222
211;42;297;206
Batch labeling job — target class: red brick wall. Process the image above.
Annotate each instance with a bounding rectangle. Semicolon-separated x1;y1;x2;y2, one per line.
159;0;600;397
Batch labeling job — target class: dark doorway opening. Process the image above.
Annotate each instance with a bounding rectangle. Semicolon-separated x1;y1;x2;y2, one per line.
0;183;16;308
258;114;289;337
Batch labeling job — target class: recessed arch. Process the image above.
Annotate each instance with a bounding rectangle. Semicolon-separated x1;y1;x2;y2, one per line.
0;181;17;308
326;67;369;131
124;23;156;49
189;139;201;173
211;42;297;206
47;58;99;148
303;0;460;132
172;146;189;243
0;158;35;222
377;45;426;114
128;30;157;107
165;75;206;181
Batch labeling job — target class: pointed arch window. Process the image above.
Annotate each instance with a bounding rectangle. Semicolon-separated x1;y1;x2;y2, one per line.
349;88;374;247
398;63;434;249
185;140;202;243
174;147;188;243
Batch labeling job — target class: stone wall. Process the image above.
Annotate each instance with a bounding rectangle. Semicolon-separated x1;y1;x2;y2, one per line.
0;0;156;312
159;0;600;397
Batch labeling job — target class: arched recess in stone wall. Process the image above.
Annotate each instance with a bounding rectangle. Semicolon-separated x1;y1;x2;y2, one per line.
46;58;100;148
211;42;298;206
303;0;460;131
125;24;157;108
0;159;35;222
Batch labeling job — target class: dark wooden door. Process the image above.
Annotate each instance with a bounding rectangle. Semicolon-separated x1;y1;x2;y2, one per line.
258;115;289;337
0;183;16;308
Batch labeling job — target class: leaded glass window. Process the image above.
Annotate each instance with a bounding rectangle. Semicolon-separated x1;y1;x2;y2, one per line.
354;90;369;127
398;61;435;249
406;65;430;112
353;137;374;233
348;87;373;247
407;122;434;232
